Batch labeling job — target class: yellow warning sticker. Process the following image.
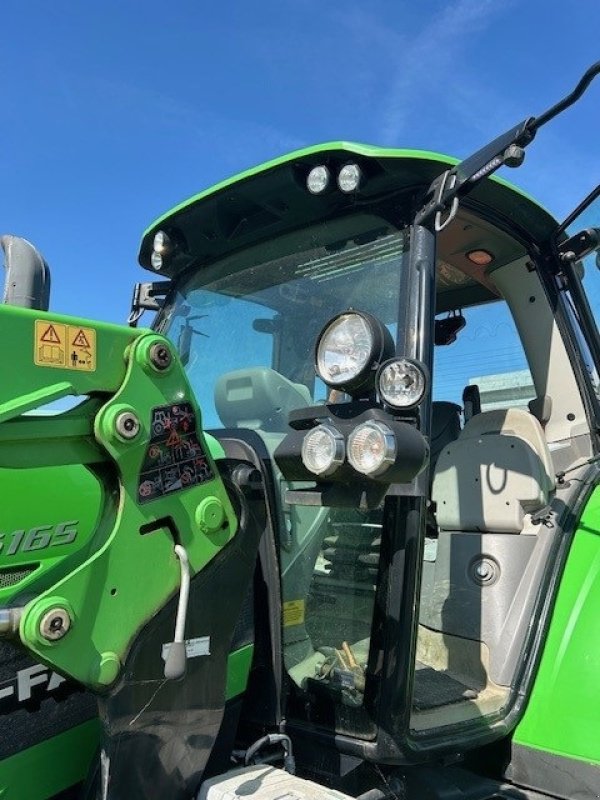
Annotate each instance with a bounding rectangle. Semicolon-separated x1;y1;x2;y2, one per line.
66;325;96;371
35;321;67;367
34;321;96;371
283;599;305;628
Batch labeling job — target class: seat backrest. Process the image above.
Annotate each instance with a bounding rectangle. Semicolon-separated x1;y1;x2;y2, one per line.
432;408;555;533
215;367;312;432
430;401;462;470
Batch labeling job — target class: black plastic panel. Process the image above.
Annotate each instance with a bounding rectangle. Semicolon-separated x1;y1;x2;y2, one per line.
94;462;266;800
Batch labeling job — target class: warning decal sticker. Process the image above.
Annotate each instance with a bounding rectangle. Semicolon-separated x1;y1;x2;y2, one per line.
283;599;305;627
34;321;96;371
67;326;96;371
137;402;215;504
35;321;66;367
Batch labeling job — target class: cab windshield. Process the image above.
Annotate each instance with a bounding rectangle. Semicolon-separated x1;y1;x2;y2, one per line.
157;215;408;738
158;216;407;424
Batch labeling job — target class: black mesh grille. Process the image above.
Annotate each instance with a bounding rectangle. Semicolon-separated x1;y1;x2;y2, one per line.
0;565;38;589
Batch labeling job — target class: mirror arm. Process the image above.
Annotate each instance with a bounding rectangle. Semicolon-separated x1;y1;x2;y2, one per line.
415;118;534;227
416;61;600;228
529;60;600;133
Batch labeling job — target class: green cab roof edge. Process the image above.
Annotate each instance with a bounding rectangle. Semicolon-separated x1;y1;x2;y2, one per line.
139;141;558;273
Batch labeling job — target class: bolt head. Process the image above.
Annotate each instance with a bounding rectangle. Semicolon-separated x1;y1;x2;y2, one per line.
149;342;172;371
470;556;499;586
40;608;71;641
504;144;525;168
115;411;140;440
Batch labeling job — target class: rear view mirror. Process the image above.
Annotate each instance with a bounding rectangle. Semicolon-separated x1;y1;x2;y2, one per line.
435;312;466;346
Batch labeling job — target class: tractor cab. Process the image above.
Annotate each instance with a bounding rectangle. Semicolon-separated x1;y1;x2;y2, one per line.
139;113;600;770
1;62;600;800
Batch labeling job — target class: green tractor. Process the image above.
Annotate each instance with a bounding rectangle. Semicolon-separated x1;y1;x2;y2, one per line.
1;62;600;800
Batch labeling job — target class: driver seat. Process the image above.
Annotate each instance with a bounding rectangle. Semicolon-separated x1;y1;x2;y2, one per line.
214;366;311;434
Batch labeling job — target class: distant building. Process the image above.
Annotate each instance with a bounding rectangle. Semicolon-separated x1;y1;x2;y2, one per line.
470;369;535;412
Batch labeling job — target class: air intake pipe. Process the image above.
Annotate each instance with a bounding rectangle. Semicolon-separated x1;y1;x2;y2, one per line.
1;234;50;311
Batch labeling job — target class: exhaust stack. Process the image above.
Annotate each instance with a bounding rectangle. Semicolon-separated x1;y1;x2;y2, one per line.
1;235;51;311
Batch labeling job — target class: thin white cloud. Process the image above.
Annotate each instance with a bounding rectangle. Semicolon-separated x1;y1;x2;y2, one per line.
377;0;505;144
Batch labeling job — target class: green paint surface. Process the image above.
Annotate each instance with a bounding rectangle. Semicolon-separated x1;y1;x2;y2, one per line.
514;487;600;764
0;304;238;690
0;465;104;604
16;330;238;689
225;644;254;700
0;718;99;800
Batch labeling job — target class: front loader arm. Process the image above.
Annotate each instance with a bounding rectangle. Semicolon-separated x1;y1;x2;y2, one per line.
0;303;238;690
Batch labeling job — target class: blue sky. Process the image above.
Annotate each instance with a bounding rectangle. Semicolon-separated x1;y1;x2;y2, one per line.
1;1;599;324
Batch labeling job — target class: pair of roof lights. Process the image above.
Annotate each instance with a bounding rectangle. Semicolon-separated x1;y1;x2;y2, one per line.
307;163;362;194
150;230;173;271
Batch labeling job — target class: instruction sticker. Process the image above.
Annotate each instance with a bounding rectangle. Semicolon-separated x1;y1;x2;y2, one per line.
283;599;305;628
161;636;211;661
137;402;215;503
34;321;96;371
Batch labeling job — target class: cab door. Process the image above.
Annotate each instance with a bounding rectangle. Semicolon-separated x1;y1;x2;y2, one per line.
509;182;600;796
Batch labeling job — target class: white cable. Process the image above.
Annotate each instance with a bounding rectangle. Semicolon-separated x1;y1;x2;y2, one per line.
173;544;190;643
164;544;190;679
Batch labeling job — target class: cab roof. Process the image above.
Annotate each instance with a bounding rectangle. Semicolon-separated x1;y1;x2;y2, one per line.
138;142;559;301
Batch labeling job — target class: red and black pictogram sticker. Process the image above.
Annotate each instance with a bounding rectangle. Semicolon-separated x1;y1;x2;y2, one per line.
137;402;214;504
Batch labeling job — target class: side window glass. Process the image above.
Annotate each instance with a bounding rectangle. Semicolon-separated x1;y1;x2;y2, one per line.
165;291;276;429
560;190;600;399
561;257;600;400
433;301;535;412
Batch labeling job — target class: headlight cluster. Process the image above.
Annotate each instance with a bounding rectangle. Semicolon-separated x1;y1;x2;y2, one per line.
314;311;427;407
307;163;363;195
275;310;430;490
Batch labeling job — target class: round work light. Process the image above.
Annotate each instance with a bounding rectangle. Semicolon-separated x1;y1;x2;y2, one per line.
301;424;345;476
150;251;164;270
315;311;394;395
377;358;427;409
307;166;331;195
153;230;172;255
337;163;362;193
347;420;396;477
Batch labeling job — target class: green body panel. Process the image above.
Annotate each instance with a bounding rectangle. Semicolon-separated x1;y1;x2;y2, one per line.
0;465;103;603
0;718;99;800
0;303;144;608
225;644;254;700
514;486;600;764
